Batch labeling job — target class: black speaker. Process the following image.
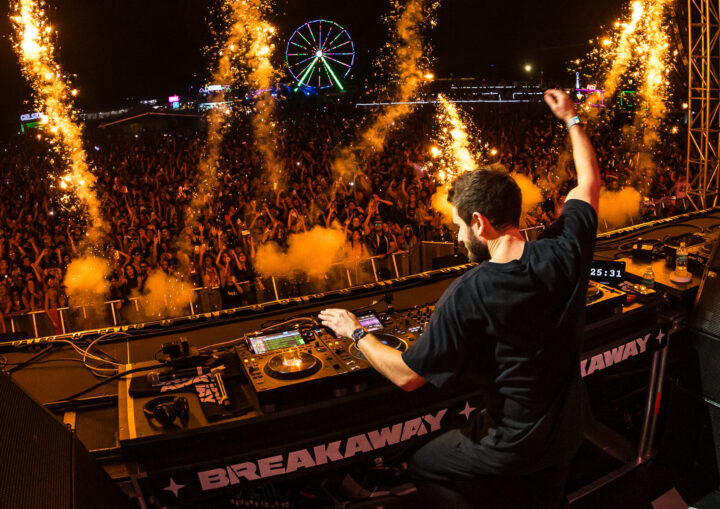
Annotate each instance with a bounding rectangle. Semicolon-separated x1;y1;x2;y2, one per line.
692;330;720;482
0;373;132;509
689;237;720;338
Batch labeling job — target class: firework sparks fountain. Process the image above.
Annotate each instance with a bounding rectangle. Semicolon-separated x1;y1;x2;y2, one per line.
11;0;107;248
333;0;438;178
181;0;279;257
577;0;675;228
12;0;114;310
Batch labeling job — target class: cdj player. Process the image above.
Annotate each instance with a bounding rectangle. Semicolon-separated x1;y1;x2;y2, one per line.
236;328;348;412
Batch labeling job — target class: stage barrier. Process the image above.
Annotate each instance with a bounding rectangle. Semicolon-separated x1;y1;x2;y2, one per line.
3;243;464;339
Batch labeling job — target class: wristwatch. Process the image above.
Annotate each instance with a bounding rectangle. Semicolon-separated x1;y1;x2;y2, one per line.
351;327;368;347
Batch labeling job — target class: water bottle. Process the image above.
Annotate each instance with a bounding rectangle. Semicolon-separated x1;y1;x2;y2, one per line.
676;242;688;274
641;266;655;290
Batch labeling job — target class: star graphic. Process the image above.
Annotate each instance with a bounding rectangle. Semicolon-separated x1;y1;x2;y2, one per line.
656;330;666;344
164;478;185;498
459;401;476;421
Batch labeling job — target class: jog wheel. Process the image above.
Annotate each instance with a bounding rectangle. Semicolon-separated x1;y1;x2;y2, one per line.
586;282;603;304
264;351;321;380
350;333;407;361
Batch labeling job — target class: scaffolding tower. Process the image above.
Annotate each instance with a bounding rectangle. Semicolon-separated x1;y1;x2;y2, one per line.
687;0;720;209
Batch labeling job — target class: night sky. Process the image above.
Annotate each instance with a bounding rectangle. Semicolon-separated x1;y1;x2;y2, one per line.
0;0;628;118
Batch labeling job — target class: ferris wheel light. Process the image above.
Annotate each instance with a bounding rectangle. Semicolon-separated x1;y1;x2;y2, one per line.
286;19;354;91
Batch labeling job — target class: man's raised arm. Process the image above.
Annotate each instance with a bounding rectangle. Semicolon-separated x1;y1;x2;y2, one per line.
544;89;601;212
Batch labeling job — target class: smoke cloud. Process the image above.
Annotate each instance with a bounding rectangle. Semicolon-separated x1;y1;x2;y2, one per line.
63;256;111;306
255;226;346;277
599;187;642;227
431;184;454;224
511;172;544;216
141;271;197;318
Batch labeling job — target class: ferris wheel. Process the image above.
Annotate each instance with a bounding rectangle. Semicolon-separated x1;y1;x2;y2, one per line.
285;19;355;91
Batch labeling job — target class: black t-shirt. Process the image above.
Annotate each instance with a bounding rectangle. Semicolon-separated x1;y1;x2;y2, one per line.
401;199;598;475
368;233;391;255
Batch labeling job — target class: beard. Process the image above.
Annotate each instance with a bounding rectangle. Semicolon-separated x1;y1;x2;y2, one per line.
464;234;490;263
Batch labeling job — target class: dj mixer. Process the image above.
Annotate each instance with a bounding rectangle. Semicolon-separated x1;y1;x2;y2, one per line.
236;306;435;412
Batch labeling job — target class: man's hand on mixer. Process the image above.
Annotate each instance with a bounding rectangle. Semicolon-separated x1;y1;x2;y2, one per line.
318;308;361;338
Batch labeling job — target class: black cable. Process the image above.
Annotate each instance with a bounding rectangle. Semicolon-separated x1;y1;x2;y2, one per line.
2;357;113;367
6;345;55;374
258;316;315;331
353;294;389;312
596;221;703;246
51;363;162;403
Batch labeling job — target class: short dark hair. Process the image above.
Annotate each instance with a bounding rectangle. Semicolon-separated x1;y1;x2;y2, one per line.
447;167;522;230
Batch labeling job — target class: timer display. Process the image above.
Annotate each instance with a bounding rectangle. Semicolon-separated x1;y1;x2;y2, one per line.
590;260;626;286
590;268;622;278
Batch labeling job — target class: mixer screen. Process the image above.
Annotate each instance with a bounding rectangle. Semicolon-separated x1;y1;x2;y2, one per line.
358;312;383;332
248;330;306;355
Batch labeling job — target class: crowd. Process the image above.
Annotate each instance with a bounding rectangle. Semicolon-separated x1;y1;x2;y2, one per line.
0;100;689;333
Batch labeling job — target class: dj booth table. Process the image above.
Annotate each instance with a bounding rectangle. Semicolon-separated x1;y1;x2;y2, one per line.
3;210;717;508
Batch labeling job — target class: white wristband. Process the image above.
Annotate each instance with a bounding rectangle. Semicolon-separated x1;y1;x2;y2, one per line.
566;116;582;130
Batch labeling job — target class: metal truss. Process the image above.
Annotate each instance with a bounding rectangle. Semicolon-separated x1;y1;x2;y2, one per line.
687;0;720;209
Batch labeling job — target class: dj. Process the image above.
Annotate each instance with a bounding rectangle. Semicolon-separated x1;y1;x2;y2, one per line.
319;89;599;508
